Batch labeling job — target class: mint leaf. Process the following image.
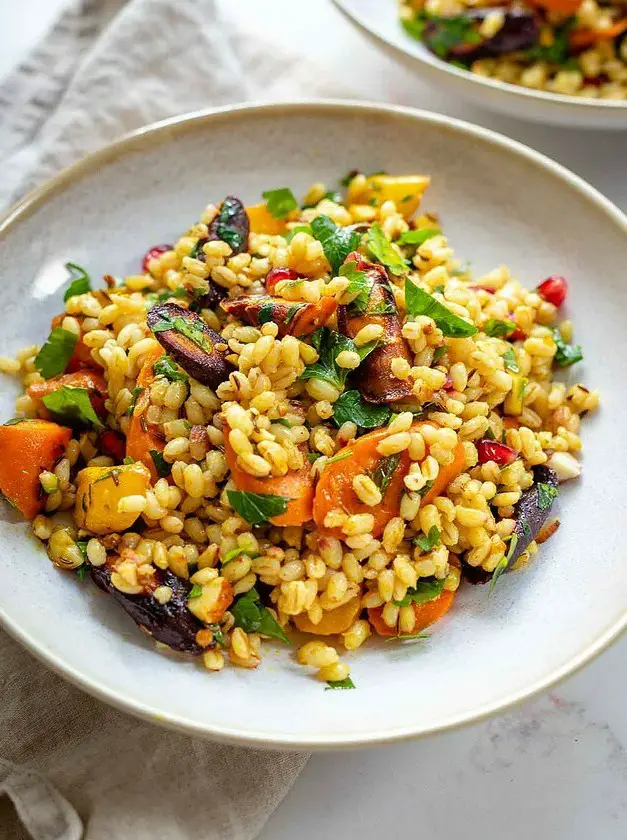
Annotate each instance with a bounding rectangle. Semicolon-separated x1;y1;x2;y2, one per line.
150;312;215;355
394;577;444;607
367;223;408;276
325;677;356;690
405;279;477;338
42;386;103;428
310;215;362;274
63;262;91;301
299;327;373;390
262;187;298;219
150;450;171;478
415;525;441;552
484;318;516;338
153;354;189;383
537;482;558;511
502;347;520;373
332;390;391;429
227;490;290;525
552;328;583;368
397;228;440;247
232;587;290;643
35;327;78;378
339;260;371;312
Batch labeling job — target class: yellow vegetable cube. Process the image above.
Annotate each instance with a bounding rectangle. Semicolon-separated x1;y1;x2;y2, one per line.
348;174;431;219
246;203;288;236
74;462;151;535
504;374;528;416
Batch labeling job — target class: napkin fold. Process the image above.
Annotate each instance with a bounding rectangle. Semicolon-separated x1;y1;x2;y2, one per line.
0;0;348;836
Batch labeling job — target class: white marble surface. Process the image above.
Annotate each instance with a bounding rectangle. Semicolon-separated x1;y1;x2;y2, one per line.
3;1;627;838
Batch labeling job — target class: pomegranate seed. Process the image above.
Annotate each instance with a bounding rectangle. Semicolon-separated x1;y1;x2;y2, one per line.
476;439;517;467
443;374;454;391
536;275;567;307
98;430;126;462
142;244;173;273
265;267;300;294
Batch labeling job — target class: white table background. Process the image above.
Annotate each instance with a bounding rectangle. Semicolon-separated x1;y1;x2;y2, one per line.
3;1;627;838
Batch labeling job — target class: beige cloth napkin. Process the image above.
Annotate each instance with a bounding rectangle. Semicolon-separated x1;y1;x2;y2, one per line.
0;1;350;837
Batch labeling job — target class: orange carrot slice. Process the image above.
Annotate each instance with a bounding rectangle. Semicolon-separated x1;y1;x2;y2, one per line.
223;424;314;526
28;370;108;419
569;19;627;50
125;347;165;482
51;314;102;372
368;589;455;637
0;420;72;518
421;441;466;506
293;596;361;635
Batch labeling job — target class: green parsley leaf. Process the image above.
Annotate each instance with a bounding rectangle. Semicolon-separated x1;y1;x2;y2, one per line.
150;312;215;355
325;677;356;690
299;327;374;390
490;533;519;592
419;479;434;498
306;452;322;463
415;525;441;552
432;346;447;364
272;418;292;428
223;546;262;564
537;482;558;511
502;347;520;373
123;456;135;465
405;279;478;338
257;302;275;325
262;187;298;219
35;327;78;379
126;387;144;416
150;450;171;478
424;14;482;59
146;287;189;306
214;197;248;253
42;386;103;428
63;262;91;301
76;564;90;581
484;318;516;338
153;354;189;383
367;222;408;276
552;328;583;367
525;16;576;65
340;169;359;188
394;577;444;607
285;225;312;244
520;518;532;540
189;584;203;598
208;624;227;647
232;588;290;643
76;541;88;562
397;228;441;247
401;14;426;41
339;260;371;312
285;303;307;326
332;390;391;429
227;490;290;526
483;426;496;441
310;215;362;275
370;453;401;496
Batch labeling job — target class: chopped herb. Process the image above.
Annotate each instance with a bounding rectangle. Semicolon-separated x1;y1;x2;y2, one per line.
272;418;292;428
285;303;307;326
397;228;441;247
94;468;121;485
153;354;189;383
520;518;532;540
537;482;558;511
306;452;322;463
285;225;312;244
385;632;431;643
339;261;370;311
326;450;353;465
367;223;408;276
325;677;356;690
150;312;214;355
147;287;189;306
76;541;89;562
126;387;144;416
484;318;516;338
340;169;359;188
419;480;434;498
525;17;576;65
332;390;391;429
370;453;401;496
432;346;447;364
368;197;378;206
401;14;426;40
394;577;445;607
405;279;478;338
258;302;275;325
424;14;482;59
150;450;171;478
223;546;262;564
262;187;298;219
3;418;26;426
483;426;496;441
502;347;520;373
189;584;203;598
490;533;519;592
35;327;78;379
214;197;248;253
232;587;290;643
310;215;362;274
552;328;583;367
123;456;135;465
208;624;227;647
227;490;290;526
42;386;103;428
414;525;441;552
76;564;90;581
433;284;445;294
299;326;375;390
63;262;91;301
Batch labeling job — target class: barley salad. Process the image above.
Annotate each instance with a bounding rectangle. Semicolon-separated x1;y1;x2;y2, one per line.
399;0;627;99
0;173;598;688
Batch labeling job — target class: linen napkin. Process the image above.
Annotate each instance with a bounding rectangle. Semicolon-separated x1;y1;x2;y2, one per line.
0;1;348;837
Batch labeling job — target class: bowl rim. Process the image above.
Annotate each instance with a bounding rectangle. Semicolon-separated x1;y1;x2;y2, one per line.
1;99;626;750
332;0;627;113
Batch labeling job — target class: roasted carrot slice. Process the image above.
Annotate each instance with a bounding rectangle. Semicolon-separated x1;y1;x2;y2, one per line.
421;441;466;506
569;19;627;50
368;589;455;637
246;203;288;236
222;295;337;338
125;347;165;482
0;419;72;518
337;253;413;404
28;370;108;419
526;0;580;14
223;424;314;526
293;595;361;635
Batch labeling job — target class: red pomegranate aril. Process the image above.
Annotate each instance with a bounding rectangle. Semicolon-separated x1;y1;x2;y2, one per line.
443;374;454;391
476;439;518;466
142;244;173;273
98;430;126;462
536;275;567;307
265;267;300;294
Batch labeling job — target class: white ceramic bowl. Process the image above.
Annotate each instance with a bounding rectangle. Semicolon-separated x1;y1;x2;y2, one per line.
333;0;627;129
1;102;626;749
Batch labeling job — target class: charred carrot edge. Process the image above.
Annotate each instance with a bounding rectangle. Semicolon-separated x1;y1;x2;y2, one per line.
125;347;165;482
0;420;72;518
293;595;361;635
289;298;338;337
368;589;455;637
421;441;466;506
223;424;314;526
569;19;627;50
